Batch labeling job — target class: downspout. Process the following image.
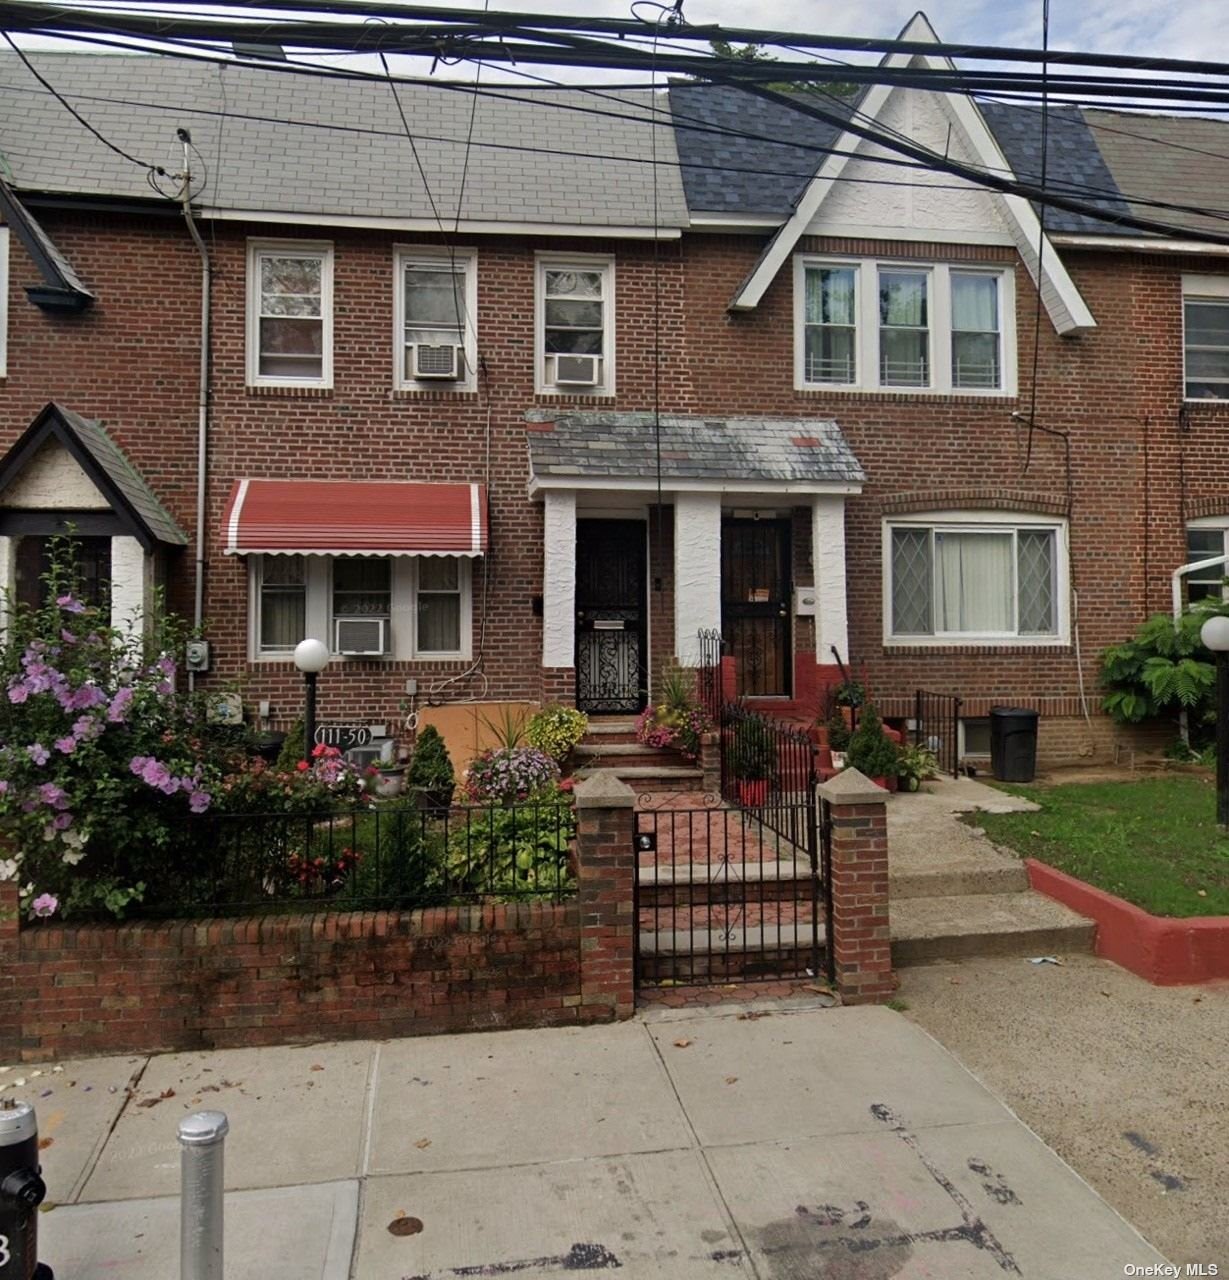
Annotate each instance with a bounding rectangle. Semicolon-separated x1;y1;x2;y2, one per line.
1171;552;1229;745
178;128;211;692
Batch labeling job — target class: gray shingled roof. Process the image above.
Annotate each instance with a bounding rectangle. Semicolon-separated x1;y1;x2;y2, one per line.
0;53;688;228
53;405;186;547
1082;109;1229;239
667;84;1133;235
526;411;865;486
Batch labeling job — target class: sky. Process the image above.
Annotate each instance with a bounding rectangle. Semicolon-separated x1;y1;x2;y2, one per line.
12;0;1226;76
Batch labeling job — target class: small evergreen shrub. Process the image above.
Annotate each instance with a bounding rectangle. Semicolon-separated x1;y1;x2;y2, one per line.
844;704;901;779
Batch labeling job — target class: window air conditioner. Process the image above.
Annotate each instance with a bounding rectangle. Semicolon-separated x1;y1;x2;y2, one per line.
335;616;388;656
553;353;600;386
410;343;463;380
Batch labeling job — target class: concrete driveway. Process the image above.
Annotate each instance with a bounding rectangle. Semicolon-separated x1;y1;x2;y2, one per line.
8;1004;1165;1279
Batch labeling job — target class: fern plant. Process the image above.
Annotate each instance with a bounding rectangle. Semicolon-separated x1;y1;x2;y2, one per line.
1099;604;1229;733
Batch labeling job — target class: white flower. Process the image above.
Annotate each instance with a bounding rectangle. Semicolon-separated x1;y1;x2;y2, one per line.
61;848;86;866
62;828;88;850
0;857;19;882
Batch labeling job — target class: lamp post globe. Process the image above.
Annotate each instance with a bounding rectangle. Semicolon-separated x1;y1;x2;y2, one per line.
293;638;329;674
1201;615;1229;830
292;638;329;759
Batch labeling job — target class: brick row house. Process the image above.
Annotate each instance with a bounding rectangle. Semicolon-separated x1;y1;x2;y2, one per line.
1;15;1227;768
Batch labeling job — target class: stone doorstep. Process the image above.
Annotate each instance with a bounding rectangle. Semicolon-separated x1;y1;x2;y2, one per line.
889;862;1030;899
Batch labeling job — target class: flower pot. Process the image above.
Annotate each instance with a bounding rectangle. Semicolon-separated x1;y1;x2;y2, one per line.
254;731;286;764
372;767;405;799
871;776;888;790
813;725;830;748
416;784;454;813
738;778;770;807
884;774;899;793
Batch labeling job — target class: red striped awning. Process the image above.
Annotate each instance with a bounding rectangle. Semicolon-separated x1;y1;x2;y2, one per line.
222;479;487;556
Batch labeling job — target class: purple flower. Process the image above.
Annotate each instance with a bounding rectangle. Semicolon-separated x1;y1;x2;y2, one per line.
65;684;106;712
140;758;172;789
26;743;50;766
30;893;59;919
0;780;8;796
72;715;100;741
55;594;85;614
54;736;77;756
60;628;77;644
52;812;73;831
108;686;135;723
188;790;212;814
38;783;69;810
7;681;29;704
129;754;149;776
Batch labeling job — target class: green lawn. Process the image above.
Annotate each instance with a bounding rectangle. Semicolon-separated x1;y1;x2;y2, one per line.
970;776;1229;918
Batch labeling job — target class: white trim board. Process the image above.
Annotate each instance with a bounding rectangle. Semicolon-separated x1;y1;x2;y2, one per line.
528;475;863;498
727;13;1096;338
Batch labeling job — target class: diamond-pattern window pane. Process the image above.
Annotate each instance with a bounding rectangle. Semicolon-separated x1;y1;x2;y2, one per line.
892;529;933;635
1017;530;1055;635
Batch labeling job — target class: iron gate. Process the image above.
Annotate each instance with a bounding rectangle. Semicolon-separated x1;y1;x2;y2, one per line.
634;795;832;988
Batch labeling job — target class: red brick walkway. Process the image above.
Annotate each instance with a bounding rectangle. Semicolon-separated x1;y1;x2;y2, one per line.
636;977;838;1010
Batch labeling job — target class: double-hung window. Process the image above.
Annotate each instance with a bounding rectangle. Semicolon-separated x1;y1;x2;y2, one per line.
886;515;1064;644
1186;524;1229;602
247;241;333;387
416;558;463;653
796;257;1013;394
395;248;477;390
537;255;614;395
1183;275;1229;399
258;555;308;653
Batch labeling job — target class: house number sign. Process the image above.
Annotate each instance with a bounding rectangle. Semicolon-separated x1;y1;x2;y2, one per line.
313;725;373;751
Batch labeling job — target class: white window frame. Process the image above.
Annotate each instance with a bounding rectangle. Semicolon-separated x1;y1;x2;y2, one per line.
794;256;1016;396
535;252;616;397
246;239;334;389
393;246;478;392
1185;517;1229;601
0;226;9;378
1182;273;1229;402
248;554;472;661
882;510;1069;647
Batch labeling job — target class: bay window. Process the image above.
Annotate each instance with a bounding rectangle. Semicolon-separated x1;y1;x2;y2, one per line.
250;554;470;659
795;257;1014;394
886;515;1064;644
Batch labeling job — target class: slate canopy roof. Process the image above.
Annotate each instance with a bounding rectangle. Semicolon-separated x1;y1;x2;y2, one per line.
525;412;865;493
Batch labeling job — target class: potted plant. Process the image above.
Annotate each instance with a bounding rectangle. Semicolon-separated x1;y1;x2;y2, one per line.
897;743;938;794
407;725;455;812
844;703;901;790
525;703;589;765
730;715;776;807
833;679;867;729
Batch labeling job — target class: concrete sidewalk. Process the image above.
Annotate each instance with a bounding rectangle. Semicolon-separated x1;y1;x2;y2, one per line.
7;1004;1166;1278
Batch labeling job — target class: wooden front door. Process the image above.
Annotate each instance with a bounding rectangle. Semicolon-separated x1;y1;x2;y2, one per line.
722;518;792;697
575;519;648;714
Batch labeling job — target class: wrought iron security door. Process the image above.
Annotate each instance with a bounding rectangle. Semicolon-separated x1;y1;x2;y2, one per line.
575;519;647;714
722;519;792;697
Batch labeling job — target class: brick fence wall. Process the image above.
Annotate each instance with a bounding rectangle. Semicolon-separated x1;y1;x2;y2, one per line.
0;776;638;1061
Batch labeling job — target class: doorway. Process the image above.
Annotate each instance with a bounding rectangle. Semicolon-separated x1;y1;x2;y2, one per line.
722;518;792;697
575;519;648;714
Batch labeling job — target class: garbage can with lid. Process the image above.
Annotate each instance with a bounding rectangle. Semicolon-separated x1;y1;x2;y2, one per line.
990;706;1039;783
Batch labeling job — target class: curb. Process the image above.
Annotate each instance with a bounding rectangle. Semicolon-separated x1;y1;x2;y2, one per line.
1025;859;1229;985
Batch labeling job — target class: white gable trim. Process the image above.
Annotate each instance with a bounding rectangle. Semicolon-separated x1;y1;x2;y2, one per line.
728;14;1095;337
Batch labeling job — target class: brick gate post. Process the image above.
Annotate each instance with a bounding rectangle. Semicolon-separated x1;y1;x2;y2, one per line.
0;871;21;1058
817;768;894;1005
574;771;637;1020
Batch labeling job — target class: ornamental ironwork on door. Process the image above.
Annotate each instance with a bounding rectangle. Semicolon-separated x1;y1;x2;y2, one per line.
722;518;792;698
575;519;647;714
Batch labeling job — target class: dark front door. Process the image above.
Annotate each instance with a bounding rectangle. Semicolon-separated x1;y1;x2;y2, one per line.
722;518;792;697
575;519;647;715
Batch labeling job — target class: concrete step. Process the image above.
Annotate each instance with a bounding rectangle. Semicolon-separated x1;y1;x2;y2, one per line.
890;862;1030;900
575;765;705;793
890;891;1096;965
638;858;815;907
579;720;640;745
638;921;824;983
576;743;678;769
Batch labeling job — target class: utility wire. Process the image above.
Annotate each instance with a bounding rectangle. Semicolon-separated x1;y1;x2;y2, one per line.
1024;0;1051;474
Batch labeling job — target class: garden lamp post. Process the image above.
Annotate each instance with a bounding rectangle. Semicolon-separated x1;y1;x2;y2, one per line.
293;638;329;761
1200;615;1229;829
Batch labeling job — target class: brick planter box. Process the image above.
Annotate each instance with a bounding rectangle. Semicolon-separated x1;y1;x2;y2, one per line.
1026;859;1229;985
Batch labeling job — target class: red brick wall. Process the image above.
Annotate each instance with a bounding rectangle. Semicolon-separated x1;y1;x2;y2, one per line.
0;210;1217;754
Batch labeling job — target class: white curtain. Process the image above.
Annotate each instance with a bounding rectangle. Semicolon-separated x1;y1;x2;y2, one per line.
951;275;998;333
935;532;1013;632
880;272;927;325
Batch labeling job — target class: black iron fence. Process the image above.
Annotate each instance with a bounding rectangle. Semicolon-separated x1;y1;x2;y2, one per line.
137;801;577;917
719;702;817;849
695;627;724;723
914;690;963;777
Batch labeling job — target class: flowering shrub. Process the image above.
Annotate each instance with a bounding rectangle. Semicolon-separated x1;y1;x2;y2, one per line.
462;746;560;805
635;703;712;761
214;743;366;816
524;704;588;762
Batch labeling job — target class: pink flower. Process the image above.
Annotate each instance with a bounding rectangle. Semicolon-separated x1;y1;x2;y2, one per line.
30;893;58;919
55;594;85;614
26;743;50;766
107;687;135;723
7;681;29;704
188;790;212;814
55;736;77;755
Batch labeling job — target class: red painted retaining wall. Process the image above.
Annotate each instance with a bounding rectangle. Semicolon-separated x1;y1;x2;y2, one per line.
1026;860;1229;986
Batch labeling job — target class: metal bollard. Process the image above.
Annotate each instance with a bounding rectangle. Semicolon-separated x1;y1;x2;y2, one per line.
0;1098;53;1280
178;1111;228;1280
